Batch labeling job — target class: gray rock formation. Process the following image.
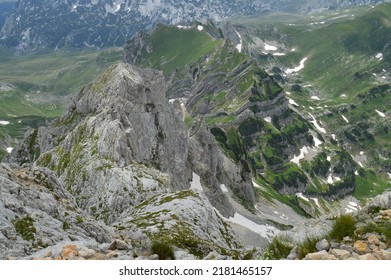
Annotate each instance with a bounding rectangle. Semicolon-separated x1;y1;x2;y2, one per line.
3;62;255;258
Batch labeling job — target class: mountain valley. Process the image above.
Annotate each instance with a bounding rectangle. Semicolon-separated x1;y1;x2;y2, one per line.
0;1;390;260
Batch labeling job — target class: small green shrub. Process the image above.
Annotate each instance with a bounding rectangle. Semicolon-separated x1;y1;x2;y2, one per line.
62;221;69;230
262;236;293;260
76;216;83;224
13;216;36;241
328;214;357;241
151;241;175;260
297;237;320;259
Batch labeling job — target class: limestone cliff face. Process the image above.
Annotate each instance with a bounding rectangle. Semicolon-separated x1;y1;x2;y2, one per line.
4;62;252;258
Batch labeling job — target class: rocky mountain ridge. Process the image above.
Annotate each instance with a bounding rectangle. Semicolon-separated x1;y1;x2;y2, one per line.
124;23;364;218
2;61;264;259
0;0;387;52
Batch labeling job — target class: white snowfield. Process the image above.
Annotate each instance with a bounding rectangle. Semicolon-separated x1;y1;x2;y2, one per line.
7;147;13;154
345;201;360;214
235;29;242;52
0;120;10;125
197;25;204;31
375;110;385;117
341;114;349;123
264;43;277;51
288;98;298;106
309;113;326;133
285;57;308;74
313;136;322;147
290;146;309;164
176;25;191;29
375;53;383;60
296;192;309;202
225;212;279;240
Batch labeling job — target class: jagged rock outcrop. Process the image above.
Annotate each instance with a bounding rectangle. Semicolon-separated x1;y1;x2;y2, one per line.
3;62;258;258
0;163;114;259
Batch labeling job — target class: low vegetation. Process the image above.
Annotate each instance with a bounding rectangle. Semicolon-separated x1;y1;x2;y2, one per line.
328;214;357;241
151;241;176;260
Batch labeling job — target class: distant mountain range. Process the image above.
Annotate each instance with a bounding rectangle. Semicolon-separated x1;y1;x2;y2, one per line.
0;0;388;52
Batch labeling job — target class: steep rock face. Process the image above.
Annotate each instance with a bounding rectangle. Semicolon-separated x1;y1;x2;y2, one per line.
123;23;363;210
5;62;251;257
8;63;193;223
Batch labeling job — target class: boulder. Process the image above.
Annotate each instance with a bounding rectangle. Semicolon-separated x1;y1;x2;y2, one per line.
316;239;330;251
304;250;338;260
330;249;351;260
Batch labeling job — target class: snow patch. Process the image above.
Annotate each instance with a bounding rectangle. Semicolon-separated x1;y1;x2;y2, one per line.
358;162;363;168
327;174;334;184
327;156;331;162
177;25;190;29
388;173;391;179
264;43;277;51
332;134;336;140
6;147;13;154
345;201;360;214
264;117;272;123
296;192;309;202
252;181;263;190
375;53;383;60
375;110;385;117
290;146;309;165
288;98;298;106
190;173;203;191
313;136;322;147
341;115;349;123
285;91;291;95
309;113;326;134
355;170;359;176
311;96;320;100
220;184;228;193
226;212;279;239
0;120;10;125
273;53;286;56
360;151;364;155
285;57;308;74
312;198;320;208
234;29;242;53
197;25;204;31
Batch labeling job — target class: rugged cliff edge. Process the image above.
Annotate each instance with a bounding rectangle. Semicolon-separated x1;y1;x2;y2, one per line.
1;62;261;259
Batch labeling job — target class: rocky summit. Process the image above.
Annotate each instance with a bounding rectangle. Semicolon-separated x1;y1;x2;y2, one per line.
1;62;258;259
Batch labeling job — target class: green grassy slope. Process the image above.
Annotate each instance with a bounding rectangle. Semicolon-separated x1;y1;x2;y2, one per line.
0;48;122;157
239;4;391;202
